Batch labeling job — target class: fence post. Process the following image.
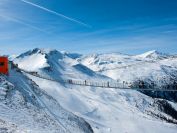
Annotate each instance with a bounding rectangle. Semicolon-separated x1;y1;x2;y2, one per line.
84;80;87;85
123;81;125;88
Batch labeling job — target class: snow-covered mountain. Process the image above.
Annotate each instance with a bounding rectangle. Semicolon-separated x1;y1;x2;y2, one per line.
0;69;93;133
135;50;169;60
79;50;177;87
4;48;176;133
79;51;177;102
14;48;108;82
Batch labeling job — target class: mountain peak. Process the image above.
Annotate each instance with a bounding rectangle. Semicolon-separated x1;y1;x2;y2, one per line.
137;50;169;59
16;48;82;60
144;50;160;55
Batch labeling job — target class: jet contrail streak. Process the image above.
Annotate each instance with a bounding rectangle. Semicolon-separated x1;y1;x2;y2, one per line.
0;14;50;34
20;0;91;28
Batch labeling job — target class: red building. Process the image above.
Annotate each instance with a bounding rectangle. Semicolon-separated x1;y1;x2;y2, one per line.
0;57;8;75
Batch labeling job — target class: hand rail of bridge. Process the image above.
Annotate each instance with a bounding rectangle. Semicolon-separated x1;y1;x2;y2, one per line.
18;68;177;92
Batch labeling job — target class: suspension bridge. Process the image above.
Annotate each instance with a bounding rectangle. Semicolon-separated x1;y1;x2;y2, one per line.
17;68;177;92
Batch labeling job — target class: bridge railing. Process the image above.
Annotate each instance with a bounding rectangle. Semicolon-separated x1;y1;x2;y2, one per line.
18;68;177;91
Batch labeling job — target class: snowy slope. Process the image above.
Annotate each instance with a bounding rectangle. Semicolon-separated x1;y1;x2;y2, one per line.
79;51;177;87
0;69;93;133
24;74;177;133
12;48;177;133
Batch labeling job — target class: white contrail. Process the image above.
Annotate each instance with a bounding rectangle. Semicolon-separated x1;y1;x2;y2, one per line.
0;14;50;34
20;0;91;28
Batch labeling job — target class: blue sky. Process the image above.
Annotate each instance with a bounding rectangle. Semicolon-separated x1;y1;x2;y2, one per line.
0;0;177;55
